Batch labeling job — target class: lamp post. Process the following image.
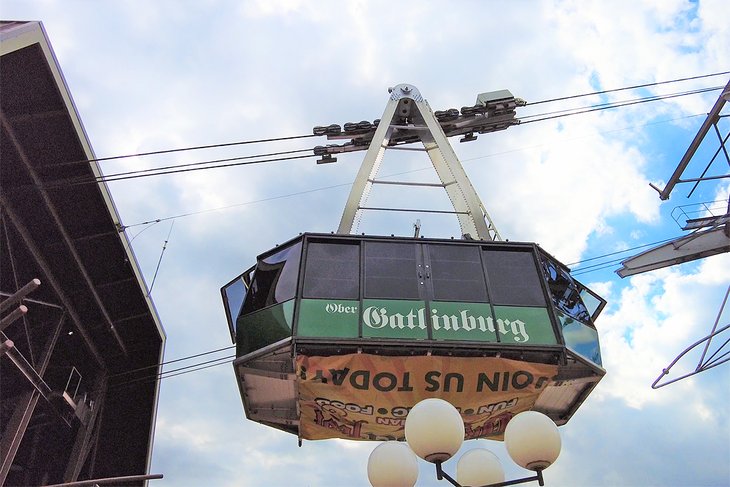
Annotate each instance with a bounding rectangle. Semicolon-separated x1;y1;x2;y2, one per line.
367;399;561;487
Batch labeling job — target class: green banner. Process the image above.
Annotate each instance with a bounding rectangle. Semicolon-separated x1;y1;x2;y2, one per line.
361;300;429;339
295;299;557;345
430;301;497;342
493;306;557;344
297;299;359;338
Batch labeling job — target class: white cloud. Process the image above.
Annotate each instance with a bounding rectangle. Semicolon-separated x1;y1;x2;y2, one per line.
4;0;729;485
595;253;730;408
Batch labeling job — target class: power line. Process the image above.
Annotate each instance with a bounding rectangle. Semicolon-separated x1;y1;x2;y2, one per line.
526;70;730;106
45;71;725;175
119;113;706;230
89;148;311;182
519;85;723;124
65;133;319;166
46;149;316;188
146;220;174;297
123;180;354;229
567;235;682;267
47;152;317;188
156;357;234;380
54;70;728;171
109;354;235;391
462;113;704;163
154;354;235;378
572;259;628;277
568;234;689;277
40;77;724;189
108;344;234;378
35;73;720;232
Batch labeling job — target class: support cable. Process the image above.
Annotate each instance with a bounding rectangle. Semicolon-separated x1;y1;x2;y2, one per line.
62;133;319;166
108;354;235;390
519;86;723;125
49;151;317;188
89;148;310;182
526;70;730;106
118;114;707;231
146;220;174;297
108;345;235;378
121;180;354;230
567;236;683;267
50;70;728;171
23;82;721;191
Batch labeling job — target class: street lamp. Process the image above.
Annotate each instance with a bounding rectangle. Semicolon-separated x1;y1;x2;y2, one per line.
367;399;561;487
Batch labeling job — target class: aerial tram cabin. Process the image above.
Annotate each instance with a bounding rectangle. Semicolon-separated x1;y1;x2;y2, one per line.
221;85;606;443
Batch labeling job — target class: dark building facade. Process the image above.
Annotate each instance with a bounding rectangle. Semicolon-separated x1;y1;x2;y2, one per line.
1;21;165;486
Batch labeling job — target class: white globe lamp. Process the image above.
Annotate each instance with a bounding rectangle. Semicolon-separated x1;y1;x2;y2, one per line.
404;398;465;463
456;448;505;487
504;411;561;471
367;441;419;487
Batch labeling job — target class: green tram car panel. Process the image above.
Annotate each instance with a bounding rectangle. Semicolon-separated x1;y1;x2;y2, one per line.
221;233;606;438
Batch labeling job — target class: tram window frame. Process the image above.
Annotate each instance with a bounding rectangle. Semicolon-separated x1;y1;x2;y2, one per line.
363;241;421;300
576;280;607;322
427;244;488;302
539;253;592;325
481;248;547;306
302;240;360;299
221;264;255;343
242;241;302;315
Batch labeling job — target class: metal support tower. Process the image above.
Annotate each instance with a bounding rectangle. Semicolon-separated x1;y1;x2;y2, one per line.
316;84;524;241
617;76;730;388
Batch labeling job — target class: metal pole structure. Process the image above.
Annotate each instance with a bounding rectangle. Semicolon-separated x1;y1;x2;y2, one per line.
337;84;502;241
0;198;107;367
434;461;545;487
0;305;27;332
0;338;14;356
652;77;730;200
0;330;62;415
0;313;66;483
1;113;128;356
0;278;40;314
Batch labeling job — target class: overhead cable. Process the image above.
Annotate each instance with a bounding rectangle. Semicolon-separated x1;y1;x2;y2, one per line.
50;152;317;187
46;80;725;188
61;71;729;169
93;148;311;181
569;235;688;277
519;86;723;124
68;133;319;166
119;113;706;229
566;235;682;267
526;70;730;106
108;344;235;378
109;354;235;390
123;180;354;229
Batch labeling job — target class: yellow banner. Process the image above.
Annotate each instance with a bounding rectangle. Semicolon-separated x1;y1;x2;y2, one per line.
296;353;558;441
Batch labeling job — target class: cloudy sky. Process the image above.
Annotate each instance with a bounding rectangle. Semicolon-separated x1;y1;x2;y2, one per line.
4;1;730;486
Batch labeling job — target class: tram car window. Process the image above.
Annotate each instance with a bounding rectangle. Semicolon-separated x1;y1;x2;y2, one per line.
364;241;420;299
428;244;488;302
482;248;546;306
303;241;360;299
242;242;302;314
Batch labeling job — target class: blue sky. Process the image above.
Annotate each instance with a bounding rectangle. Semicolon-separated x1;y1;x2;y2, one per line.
3;1;729;486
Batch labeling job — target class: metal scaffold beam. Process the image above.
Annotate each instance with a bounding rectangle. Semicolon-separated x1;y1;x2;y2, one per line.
316;84;519;241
